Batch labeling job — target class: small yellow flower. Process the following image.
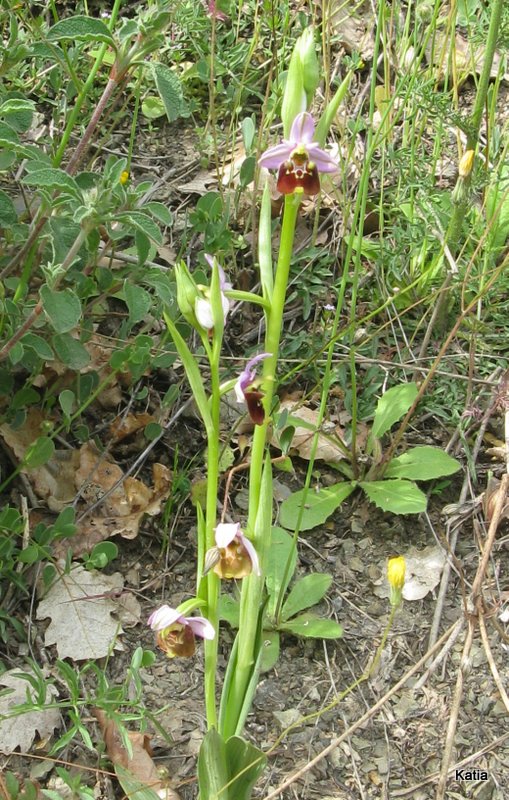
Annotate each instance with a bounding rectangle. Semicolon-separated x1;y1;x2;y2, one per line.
120;170;129;185
387;555;406;607
458;150;474;178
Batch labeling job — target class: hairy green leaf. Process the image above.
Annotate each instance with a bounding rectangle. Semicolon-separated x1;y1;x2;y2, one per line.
360;479;427;514
279;482;354;532
40;287;82;333
385;446;461;481
151;62;186;122
371;382;418;438
282;573;333;621
47;16;114;45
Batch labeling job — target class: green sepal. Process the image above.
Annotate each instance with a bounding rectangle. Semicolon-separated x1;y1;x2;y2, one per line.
314;70;354;147
163;312;213;433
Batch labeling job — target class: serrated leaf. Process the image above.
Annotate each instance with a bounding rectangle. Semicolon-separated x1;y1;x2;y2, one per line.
124;282;152;325
40;286;82;333
282;573;333;621
279;613;343;639
360;479;427;514
371;383;419;438
52;333;90;369
22;167;80;198
47;15;115;45
279;482;354;532
385;446;461;481
151;62;185;122
23;436;55;468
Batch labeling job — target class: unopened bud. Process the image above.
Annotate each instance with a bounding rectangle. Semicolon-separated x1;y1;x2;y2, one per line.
175;262;199;326
387;555;406;607
458;149;474;178
281;28;319;138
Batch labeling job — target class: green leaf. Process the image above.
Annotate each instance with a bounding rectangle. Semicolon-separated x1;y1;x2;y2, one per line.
279;482;354;532
265;527;297;619
135;229;151;266
371;383;418;438
23;436;55;469
52;334;90;369
40;286;82;333
151;62;186;122
47;16;115;45
360;479;427;514
0;98;35;116
20;333;54;361
59;389;75;418
22;168;80;198
282;573;333;621
145;201;173;226
260;630;280;672
124;281;152;325
225;736;267;800
385;446;461;481
141;96;166;120
0;189;18;224
198;728;229;800
279;613;343;639
116;211;163;244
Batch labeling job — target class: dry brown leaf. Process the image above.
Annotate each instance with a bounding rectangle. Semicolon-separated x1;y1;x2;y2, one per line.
331;0;376;61
429;29;507;82
271;400;347;463
177;170;217;194
110;413;155;442
93;708;181;800
0;669;60;754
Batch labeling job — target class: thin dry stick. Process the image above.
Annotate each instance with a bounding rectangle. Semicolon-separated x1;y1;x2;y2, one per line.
478;612;509;713
260;620;461;800
435;472;509;800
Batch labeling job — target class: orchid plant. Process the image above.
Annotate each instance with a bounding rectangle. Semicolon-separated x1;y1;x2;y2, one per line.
149;28;355;798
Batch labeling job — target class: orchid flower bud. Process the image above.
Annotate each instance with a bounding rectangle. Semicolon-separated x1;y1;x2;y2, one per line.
175;262;199;327
281;28;319;138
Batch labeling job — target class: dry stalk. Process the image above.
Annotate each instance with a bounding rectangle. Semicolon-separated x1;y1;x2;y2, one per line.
435;471;509;799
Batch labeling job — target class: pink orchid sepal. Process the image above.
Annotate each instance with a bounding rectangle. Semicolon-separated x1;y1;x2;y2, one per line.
259;112;337;196
210;522;261;579
148;604;215;659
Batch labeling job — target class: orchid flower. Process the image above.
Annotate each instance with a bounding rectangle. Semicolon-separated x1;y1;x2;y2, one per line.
208;522;260;579
234;352;272;425
258;111;337;195
194;253;232;331
148;605;215;658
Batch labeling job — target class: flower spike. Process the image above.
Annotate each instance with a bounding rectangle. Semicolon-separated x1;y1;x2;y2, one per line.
259;112;337;196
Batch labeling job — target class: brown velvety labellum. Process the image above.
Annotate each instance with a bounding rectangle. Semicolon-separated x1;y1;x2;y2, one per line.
244;389;265;425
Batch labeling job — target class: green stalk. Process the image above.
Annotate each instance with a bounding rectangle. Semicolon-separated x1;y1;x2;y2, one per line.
202;339;221;730
446;0;504;254
220;193;300;737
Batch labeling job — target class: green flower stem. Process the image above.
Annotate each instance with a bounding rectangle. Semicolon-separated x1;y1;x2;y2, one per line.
446;0;504;255
221;193;300;736
202;337;222;730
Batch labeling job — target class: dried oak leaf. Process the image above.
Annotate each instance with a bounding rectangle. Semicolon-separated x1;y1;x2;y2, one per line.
36;565;141;660
0;409;79;511
271;400;347;463
0;668;60;754
110;413;155;442
93;708;181;800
